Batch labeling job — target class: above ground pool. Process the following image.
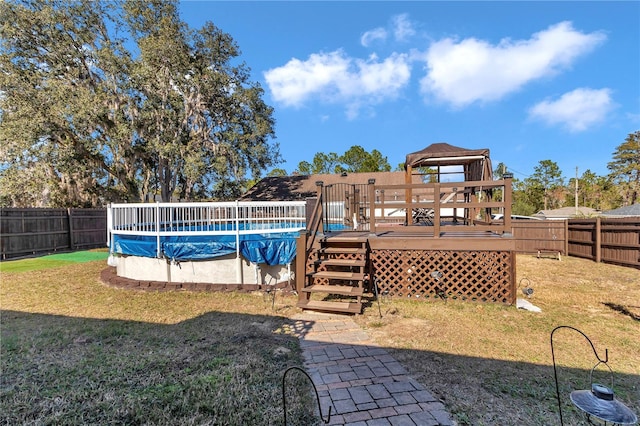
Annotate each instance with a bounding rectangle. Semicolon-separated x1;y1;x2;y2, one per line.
107;201;308;285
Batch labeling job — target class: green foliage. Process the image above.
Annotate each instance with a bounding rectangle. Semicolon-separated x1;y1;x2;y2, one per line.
512;159;565;212
530;159;564;210
266;168;287;177
297;152;341;174
566;169;620;211
608;130;640;205
340;145;391;173
493;162;508;179
0;0;280;206
295;145;391;175
511;197;537;216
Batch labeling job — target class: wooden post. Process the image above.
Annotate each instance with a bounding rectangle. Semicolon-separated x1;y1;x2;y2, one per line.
564;219;569;256
433;183;441;237
509;252;517;305
595;217;601;263
368;179;376;232
351;185;359;230
503;176;513;235
405;165;413;225
314;181;324;234
67;208;75;251
295;231;307;295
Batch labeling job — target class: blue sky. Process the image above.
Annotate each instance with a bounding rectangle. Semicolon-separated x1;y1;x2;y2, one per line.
180;1;639;181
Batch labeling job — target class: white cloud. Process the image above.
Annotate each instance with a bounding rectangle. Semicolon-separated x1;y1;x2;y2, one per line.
264;50;411;118
361;13;416;47
419;21;606;108
264;51;350;107
528;88;613;132
392;14;416;42
361;27;387;47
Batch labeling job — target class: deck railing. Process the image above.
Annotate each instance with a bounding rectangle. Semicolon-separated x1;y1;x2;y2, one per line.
314;177;513;235
367;177;513;236
108;201;306;258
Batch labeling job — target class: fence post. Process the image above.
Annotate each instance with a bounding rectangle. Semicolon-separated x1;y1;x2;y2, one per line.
595;217;601;263
67;208;75;251
106;204;112;251
564;219;569;256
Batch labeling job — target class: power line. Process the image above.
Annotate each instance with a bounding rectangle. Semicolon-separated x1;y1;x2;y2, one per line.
505;166;530;178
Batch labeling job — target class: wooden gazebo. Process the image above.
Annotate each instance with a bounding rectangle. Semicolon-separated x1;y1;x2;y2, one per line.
404;142;494;225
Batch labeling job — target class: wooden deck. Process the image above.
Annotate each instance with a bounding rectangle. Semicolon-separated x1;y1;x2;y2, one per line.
296;229;517;314
326;228;515;252
295;177;518;313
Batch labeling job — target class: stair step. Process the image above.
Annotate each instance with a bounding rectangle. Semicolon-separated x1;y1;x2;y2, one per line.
319;247;367;255
301;284;364;296
297;299;362;314
324;235;368;243
310;271;365;281
316;258;366;267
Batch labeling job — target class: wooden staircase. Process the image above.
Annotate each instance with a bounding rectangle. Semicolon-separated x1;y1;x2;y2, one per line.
297;234;369;314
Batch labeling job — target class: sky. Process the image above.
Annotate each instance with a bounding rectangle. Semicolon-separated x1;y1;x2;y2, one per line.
179;1;640;181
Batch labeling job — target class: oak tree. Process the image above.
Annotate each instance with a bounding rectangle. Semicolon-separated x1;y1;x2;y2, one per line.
0;0;279;206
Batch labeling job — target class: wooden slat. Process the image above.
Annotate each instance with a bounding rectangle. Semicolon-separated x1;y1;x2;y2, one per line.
297;299;362;314
319;247;367;255
324;235;368;243
301;285;364;296
309;271;365;280
317;258;366;267
368;235;515;251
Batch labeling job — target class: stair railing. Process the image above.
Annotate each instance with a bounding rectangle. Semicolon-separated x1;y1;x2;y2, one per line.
305;181;324;254
295;182;324;294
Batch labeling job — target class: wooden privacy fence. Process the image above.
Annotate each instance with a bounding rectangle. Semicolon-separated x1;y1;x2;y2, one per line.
511;220;567;255
0;208;107;259
568;218;640;269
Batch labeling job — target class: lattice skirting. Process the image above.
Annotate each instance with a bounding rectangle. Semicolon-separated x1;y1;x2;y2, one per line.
370;249;515;304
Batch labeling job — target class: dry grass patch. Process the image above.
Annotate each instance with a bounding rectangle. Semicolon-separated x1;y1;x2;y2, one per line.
1;260;317;425
356;255;640;425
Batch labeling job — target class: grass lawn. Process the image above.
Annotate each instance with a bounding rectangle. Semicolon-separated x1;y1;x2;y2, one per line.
355;255;640;425
1;256;317;425
1;252;639;425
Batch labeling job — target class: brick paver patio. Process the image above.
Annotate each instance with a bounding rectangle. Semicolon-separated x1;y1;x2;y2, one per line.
287;312;456;426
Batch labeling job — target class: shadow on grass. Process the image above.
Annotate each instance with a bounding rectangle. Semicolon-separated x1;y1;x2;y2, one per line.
383;347;639;425
2;309;638;426
0;309;319;426
603;302;640;321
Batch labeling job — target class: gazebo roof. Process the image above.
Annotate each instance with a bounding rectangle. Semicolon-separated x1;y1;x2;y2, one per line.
405;142;493;181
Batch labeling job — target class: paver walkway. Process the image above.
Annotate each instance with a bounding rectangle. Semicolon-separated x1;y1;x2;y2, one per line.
289;312;456;426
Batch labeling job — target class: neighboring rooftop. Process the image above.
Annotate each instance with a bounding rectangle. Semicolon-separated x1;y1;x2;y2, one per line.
242;171;421;201
601;203;640;217
533;206;600;219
